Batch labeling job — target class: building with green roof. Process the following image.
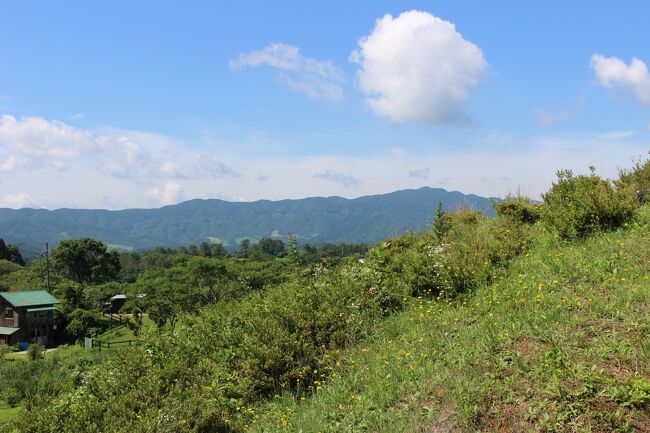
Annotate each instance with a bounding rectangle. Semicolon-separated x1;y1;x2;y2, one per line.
0;290;59;346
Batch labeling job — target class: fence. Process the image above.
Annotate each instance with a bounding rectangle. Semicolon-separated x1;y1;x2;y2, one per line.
83;337;137;351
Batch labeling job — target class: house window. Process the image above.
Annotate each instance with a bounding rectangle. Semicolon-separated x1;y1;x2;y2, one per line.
4;309;13;320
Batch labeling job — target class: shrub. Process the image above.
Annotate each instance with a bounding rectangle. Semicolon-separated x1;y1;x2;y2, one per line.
447;209;485;227
541;169;636;239
0;344;10;359
494;197;541;224
616;155;650;205
27;343;45;361
442;217;532;294
0;258;22;276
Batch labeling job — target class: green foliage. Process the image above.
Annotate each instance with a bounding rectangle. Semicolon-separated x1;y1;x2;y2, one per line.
53;281;86;314
249;208;650;433
432;202;449;241
442;215;532;294
0;259;22;276
251;238;286;259
52;238;120;285
541;169;636;239
287;234;299;265
64;308;105;339
240;238;251;257
301;243;369;267
0;345;97;413
0;239;24;266
0;345;10;360
493;196;541;224
0;258;63;293
616;153;650;204
446;208;484;226
26;344;45;362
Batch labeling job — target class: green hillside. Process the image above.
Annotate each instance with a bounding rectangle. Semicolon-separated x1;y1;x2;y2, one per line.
250;208;650;432
0;187;494;257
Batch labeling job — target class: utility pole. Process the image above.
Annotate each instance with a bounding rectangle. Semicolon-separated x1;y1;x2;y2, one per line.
45;242;51;293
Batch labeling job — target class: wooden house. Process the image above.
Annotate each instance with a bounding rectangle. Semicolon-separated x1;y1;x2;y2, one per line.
0;291;60;347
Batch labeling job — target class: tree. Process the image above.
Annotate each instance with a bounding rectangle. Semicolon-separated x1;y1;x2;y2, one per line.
0;239;24;266
287;233;299;265
199;242;212;257
209;242;227;258
432;202;449;242
65;308;103;339
136;256;234;329
52;238;120;285
54;281;86;314
252;238;286;258
239;239;251;258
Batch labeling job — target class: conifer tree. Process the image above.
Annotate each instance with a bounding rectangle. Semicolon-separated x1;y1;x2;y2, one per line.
432;202;449;242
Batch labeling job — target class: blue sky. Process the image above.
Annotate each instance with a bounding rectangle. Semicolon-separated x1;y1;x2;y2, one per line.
0;1;649;209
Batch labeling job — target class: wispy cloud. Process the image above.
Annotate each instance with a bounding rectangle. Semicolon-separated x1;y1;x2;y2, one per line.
532;94;587;126
314;169;362;188
230;43;346;101
408;167;429;179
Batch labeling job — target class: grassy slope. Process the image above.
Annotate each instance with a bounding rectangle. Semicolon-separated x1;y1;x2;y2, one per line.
1;345;95;426
0;404;21;427
95;315;154;344
250;211;650;432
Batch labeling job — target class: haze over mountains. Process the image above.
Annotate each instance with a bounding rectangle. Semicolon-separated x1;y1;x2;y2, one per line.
0;187;495;257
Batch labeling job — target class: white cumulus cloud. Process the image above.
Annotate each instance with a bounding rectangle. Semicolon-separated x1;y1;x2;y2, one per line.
0;192;34;209
0;115;95;170
146;181;184;205
351;10;487;125
230;43;346;100
591;54;650;105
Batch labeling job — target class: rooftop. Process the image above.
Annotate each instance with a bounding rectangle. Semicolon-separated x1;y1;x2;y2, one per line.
0;291;60;308
0;327;19;336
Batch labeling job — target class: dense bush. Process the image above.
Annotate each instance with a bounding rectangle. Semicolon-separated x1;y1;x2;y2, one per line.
442;214;532;294
616;155;650;204
0;346;95;411
493;197;541;224
541;169;636;239
0;259;22;276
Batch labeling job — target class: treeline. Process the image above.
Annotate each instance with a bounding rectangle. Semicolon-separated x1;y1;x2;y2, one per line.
118;239;368;282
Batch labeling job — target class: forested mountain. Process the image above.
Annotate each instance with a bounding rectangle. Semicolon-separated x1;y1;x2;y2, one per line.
0;187;494;256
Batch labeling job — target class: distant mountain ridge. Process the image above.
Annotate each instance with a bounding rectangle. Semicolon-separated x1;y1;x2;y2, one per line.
0;187;496;257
